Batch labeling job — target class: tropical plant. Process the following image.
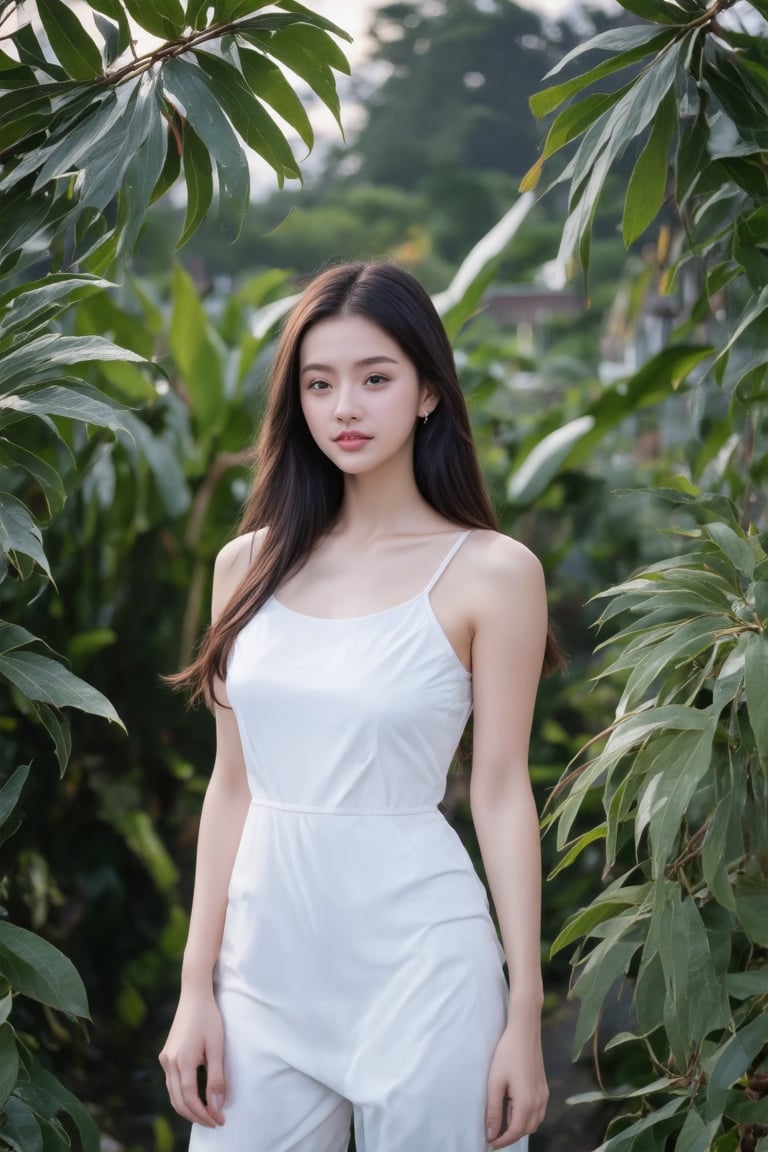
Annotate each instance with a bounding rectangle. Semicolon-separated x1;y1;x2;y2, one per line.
524;2;768;1148
0;1;349;1145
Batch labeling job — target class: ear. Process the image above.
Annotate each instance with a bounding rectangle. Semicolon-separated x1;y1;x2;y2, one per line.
419;380;439;416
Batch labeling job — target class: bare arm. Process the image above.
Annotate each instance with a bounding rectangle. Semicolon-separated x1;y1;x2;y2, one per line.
468;535;549;1149
160;531;257;1129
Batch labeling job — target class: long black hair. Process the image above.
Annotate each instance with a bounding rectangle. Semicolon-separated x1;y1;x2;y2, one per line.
170;261;563;703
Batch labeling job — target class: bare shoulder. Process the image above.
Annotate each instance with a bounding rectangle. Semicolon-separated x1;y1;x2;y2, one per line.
464;529;545;607
212;527;267;619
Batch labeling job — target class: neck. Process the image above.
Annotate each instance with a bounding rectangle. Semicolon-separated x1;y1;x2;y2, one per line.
333;453;435;540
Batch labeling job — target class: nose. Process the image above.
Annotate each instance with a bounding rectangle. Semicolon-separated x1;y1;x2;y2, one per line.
333;382;362;423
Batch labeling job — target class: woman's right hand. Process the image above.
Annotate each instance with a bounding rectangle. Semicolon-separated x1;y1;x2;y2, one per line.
159;987;227;1128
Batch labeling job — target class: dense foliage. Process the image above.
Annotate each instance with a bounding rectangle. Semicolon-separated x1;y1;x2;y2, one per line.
526;2;768;1148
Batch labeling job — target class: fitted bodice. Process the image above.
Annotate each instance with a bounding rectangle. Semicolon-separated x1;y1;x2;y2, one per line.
225;533;473;813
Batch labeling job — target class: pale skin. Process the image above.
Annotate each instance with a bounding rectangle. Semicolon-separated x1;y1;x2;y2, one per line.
159;313;549;1148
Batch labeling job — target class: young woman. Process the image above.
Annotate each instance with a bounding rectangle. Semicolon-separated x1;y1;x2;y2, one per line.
160;261;560;1152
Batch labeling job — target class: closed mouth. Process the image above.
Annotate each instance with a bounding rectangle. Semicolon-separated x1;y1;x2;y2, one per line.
335;433;371;441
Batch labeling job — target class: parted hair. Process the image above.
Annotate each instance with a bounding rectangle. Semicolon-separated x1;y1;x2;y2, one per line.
169;260;563;705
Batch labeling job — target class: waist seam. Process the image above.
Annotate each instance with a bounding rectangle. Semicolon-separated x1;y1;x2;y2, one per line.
249;798;438;816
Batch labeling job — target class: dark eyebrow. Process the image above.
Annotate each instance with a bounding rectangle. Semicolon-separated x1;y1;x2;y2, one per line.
300;355;400;375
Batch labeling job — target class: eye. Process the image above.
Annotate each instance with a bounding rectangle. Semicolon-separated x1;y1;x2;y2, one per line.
366;373;387;386
307;379;330;391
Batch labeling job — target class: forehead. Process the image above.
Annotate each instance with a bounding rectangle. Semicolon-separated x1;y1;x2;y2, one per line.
299;314;405;367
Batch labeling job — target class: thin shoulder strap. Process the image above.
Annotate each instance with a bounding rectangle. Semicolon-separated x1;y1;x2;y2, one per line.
424;530;473;595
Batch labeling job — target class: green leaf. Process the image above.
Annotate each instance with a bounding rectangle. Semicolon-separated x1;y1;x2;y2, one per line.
237;49;313;150
29;703;72;777
122;0;185;39
571;926;643;1057
0;492;50;578
619;0;695;21
622;87;677;244
725;970;768;1000
242;22;349;131
432;196;535;339
713;285;768;366
19;1055;99;1152
521;85;632;191
115;91;168;260
645;724;716;875
702;797;738;913
744;634;768;765
704;522;755;576
507;416;596;505
674;1111;722;1152
594;1097;687;1152
0;649;123;727
0;331;147;389
86;0;131;55
0;440;66;520
176;123;212;247
0;922;88;1016
168;264;225;438
0;383;129;433
162;57;250;223
37;0;103;80
0;1020;17;1106
530;30;675;119
0;764;30;831
707;1012;768;1108
733;876;768;947
0;1096;41;1152
194;50;300;184
79;77;157;213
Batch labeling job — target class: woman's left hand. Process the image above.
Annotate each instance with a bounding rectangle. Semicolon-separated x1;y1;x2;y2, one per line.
485;1022;549;1148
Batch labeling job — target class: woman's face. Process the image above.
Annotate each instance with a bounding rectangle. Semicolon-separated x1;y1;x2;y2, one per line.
299;314;436;475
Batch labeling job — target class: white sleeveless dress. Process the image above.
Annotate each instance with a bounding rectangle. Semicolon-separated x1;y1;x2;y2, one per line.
189;531;528;1152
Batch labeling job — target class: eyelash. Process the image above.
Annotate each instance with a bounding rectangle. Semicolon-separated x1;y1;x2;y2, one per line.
307;374;388;390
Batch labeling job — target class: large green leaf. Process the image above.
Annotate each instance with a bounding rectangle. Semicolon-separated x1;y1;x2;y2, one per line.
37;0;103;80
79;77;158;213
744;633;768;765
122;0;185;39
0;649;123;726
162;57;250;227
17;1051;99;1152
194;50;300;184
0;1096;41;1152
0;923;88;1016
644;723;716;874
432;195;535;339
707;1012;768;1108
0;1020;18;1107
0;440;65;519
530;30;675;119
169;264;225;439
178;124;214;248
0;382;129;433
507;416;595;505
622;86;677;244
571;926;644;1057
0;491;50;578
0;764;30;831
0;274;109;340
242;21;349;130
237;49;313;150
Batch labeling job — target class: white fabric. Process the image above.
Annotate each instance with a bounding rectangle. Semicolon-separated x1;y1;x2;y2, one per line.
190;531;528;1151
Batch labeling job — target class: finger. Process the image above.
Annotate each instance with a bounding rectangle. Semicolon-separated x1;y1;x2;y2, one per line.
179;1064;217;1128
486;1083;508;1145
204;1042;227;1125
165;1064;211;1127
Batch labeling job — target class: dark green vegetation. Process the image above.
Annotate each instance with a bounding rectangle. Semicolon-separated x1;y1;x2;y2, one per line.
1;0;767;1149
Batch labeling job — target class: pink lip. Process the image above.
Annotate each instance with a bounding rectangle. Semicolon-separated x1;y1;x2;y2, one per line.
334;433;371;443
335;435;371;451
